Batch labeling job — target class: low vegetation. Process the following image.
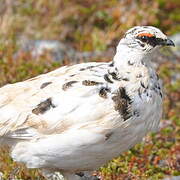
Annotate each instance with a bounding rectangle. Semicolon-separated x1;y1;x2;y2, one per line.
0;0;179;179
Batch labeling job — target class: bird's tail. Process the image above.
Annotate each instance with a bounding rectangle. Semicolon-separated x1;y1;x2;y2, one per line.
11;141;45;169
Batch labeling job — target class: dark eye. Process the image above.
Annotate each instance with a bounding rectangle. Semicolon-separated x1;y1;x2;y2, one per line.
140;36;148;42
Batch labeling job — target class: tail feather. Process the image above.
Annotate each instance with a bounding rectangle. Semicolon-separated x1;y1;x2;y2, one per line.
11;141;45;168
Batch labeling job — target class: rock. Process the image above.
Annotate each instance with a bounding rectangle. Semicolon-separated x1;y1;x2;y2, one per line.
16;38;114;63
170;33;180;57
15;33;180;68
16;39;76;62
0;172;3;180
163;176;180;180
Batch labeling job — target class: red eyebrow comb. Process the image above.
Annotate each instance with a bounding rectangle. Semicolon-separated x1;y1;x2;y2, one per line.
137;33;154;37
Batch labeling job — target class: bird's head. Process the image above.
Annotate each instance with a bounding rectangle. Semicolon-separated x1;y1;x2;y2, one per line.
119;26;175;53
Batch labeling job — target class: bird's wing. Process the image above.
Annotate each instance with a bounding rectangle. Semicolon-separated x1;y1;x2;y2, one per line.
0;62;121;141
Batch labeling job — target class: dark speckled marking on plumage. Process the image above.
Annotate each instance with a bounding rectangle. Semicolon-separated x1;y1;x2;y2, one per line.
128;60;134;65
32;98;56;115
104;74;113;83
79;66;95;71
40;82;52;89
69;74;76;77
112;87;132;121
151;82;162;98
138;88;142;99
62;81;78;91
133;110;140;117
109;71;120;81
105;132;113;140
140;81;148;89
151;87;158;93
99;87;111;99
82;80;102;86
131;27;138;33
136;74;142;78
124;27;138;37
141;60;145;65
109;62;114;67
122;77;129;81
140;43;145;47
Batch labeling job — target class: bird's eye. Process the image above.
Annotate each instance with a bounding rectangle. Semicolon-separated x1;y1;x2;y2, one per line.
140;36;148;42
136;33;154;43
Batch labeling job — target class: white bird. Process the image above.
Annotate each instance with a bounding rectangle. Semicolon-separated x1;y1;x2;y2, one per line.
0;26;175;180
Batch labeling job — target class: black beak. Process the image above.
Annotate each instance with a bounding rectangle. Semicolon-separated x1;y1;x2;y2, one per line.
164;39;175;46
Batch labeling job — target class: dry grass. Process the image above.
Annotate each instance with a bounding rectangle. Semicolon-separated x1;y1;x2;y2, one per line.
0;0;179;179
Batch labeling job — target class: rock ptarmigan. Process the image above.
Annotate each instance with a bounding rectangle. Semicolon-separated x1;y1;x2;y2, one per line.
0;26;175;180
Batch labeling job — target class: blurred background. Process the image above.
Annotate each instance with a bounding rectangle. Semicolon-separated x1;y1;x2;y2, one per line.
0;0;179;179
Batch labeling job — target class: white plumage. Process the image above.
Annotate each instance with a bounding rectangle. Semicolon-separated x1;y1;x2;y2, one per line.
0;26;175;180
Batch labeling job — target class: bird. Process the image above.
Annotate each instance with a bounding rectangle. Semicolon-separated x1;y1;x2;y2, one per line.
0;26;175;180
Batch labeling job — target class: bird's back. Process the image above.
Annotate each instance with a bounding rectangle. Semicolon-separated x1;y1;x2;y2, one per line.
0;62;116;143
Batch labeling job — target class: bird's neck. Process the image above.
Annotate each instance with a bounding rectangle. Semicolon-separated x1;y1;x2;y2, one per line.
113;44;153;69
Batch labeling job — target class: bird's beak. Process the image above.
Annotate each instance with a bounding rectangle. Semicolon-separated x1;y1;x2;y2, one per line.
164;39;175;47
